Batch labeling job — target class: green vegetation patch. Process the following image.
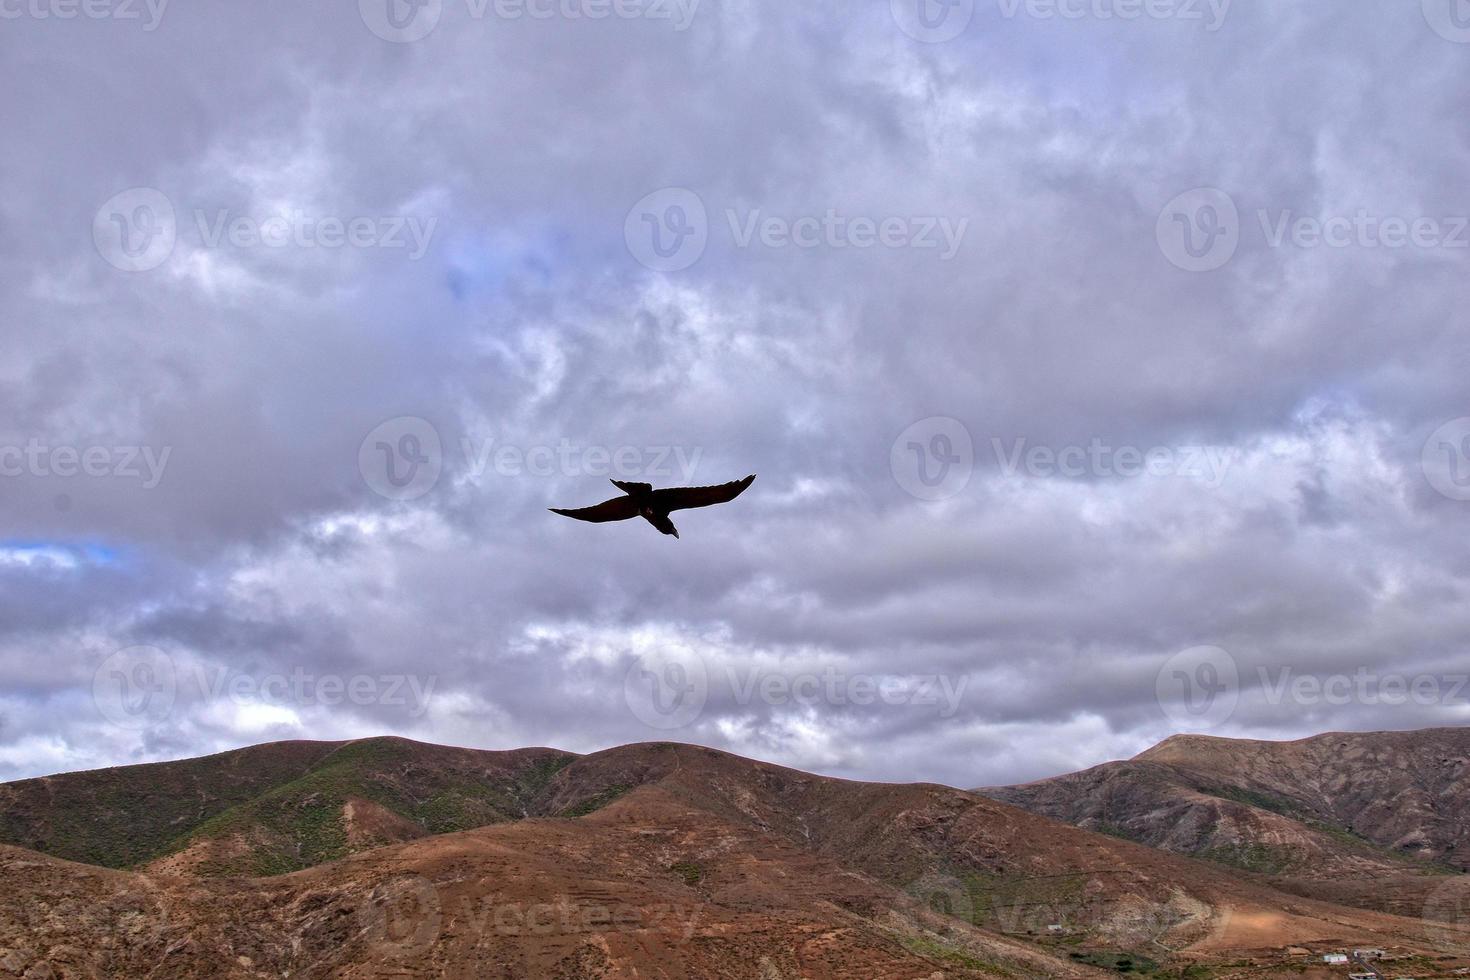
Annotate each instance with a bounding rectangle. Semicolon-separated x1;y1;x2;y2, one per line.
961;870;1090;935
1198;842;1295;875
1068;949;1161;974
158;740;580;876
559;784;631;818
669;861;702;886
900;935;1006;976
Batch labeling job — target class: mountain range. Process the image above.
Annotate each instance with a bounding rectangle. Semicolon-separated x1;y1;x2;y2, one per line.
2;729;1468;978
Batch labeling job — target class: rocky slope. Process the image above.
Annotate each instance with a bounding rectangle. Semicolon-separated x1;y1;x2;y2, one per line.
979;728;1470;881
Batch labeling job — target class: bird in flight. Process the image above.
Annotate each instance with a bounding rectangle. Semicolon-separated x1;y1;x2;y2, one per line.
550;475;755;539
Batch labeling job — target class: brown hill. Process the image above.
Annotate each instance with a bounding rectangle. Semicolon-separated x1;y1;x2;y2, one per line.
3;737;1469;978
0;737;576;876
979;728;1470;880
0;791;1115;979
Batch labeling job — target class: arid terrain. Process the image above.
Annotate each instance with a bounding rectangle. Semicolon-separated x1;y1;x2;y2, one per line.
981;728;1470;924
2;733;1468;978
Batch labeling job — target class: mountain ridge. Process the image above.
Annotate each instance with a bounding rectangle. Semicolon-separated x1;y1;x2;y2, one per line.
978;725;1470;927
4;732;1470;977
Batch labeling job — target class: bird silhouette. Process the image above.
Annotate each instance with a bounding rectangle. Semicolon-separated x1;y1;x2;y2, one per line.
550;475;755;539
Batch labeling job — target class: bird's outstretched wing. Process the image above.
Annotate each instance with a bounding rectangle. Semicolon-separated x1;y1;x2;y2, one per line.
549;496;640;523
653;474;756;512
610;480;652;495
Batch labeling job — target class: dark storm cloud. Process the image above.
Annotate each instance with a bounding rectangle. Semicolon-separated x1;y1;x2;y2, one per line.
0;0;1467;787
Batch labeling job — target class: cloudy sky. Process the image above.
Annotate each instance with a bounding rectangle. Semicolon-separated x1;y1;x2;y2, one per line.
2;0;1468;788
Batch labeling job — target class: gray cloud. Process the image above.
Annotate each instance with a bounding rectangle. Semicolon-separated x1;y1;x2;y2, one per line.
1;0;1468;789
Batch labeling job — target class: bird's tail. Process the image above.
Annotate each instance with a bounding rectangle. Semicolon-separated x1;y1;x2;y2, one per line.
643;511;679;537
